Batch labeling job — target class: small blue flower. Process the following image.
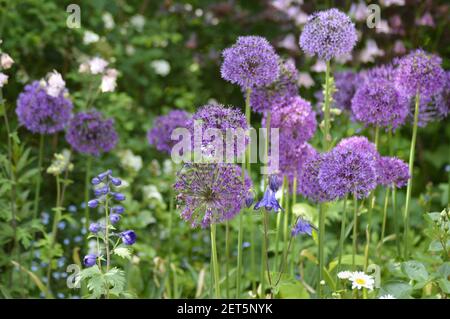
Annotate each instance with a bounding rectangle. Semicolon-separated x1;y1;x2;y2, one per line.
63;238;70;245
111;177;122;186
245;191;254;208
57;293;65;299
243;241;251;248
98;170;112;181
269;175;282;192
291;218;316;237
254;187;283;212
112;192;126;201
111;205;125;214
80;202;87;209
68;205;77;213
91;177;101;185
74;236;82;243
89;222;101;233
58;221;66;230
88;199;99;208
110;213;121;224
83;254;97;267
94;186;109;197
120;230;137;245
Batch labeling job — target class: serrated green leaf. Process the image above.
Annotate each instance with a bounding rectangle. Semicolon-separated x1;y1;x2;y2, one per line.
113;247;132;260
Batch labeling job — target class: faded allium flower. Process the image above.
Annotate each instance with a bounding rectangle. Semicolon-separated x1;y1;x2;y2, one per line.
16;81;73;134
191;104;248;159
264;95;316;146
394;49;445;97
249;59;298;113
221;36;279;88
351;77;409;129
174;163;251;228
66;111;118;156
0;72;8;87
318;136;379;199
299;9;358;60
376;156;410;188
0;53;14;69
147;110;192;154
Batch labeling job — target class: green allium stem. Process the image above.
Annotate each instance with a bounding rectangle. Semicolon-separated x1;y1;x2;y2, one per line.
352;194;358;270
225;221;230;299
337;196;348;281
210;224;220;298
84;157;92;231
403;92;420;259
379;187;391;256
318;203;326;297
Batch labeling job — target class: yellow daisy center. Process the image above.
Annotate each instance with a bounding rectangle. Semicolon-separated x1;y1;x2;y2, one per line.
355;278;366;285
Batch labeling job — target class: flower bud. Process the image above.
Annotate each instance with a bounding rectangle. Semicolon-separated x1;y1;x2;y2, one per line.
120;230;136;245
112;192;126;201
112;205;125;214
111;177;122;186
245;191;254;208
87;199;99;208
83;254;97;267
110;213;121;225
269;175;282;192
89;222;101;233
91;177;101;185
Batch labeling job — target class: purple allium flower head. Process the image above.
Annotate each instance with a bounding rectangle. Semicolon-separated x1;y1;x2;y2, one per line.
318;136;379;199
16;81;73;134
377;156;410;188
254;187;283;213
191;103;249;159
292;218;316;237
279;142;317;190
89;222;101;233
333;71;361;111
264;95;316;146
351;77;409;129
174;163;251;228
394;49;445;97
298;149;331;203
249;59;298;113
66;111;118;156
83;254;97;267
120;230;136;245
299;9;358;60
221;36;280;88
147;110;192;154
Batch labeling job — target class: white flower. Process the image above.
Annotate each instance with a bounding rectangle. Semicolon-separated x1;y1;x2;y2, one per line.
349;1;368;22
349;271;375;290
142;185;163;203
375;20;391;34
100;75;117;93
89;57;109;74
102;12;115;30
359;39;384;63
0;72;8;87
118;150;143;172
379;294;395;299
150;60;170;76
337;271;353;280
78;62;90;73
130;15;145;32
297;72;314;88
380;0;404;7
45;70;66;97
311;60;327;73
83;30;100;45
1;53;14;69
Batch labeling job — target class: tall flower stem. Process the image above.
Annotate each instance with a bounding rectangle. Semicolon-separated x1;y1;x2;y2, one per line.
236;87;251;297
263;210;273;297
33;135;45;219
210;224;221;298
284;177;296;260
84;157;92;230
336;196;348;279
274;177;286;269
403;92;420;259
318;203;326;297
352;194;358;270
104;197;111;299
167;185;174;298
46;174;62;290
364;125;379;270
323;60;332;150
379;187;391;256
392;186;401;257
225;221;230;299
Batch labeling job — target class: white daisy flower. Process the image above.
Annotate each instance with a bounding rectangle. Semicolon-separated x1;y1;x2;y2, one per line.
379;294;395;299
0;72;9;87
337;271;352;280
349;271;375;290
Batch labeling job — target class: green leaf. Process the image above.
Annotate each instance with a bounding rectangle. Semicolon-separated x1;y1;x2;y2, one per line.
401;261;429;282
438;278;450;294
277;280;310;299
428;239;450;252
328;254;365;271
380;281;413;299
292;203;317;220
104;267;126;296
113;247;132;260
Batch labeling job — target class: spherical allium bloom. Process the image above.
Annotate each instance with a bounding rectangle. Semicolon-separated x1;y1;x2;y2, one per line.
191;104;249;159
292;218;316;237
16;81;73;134
147;110;192;154
120;230;137;245
278;142;316;189
249;59;298;113
351;77;409;129
376;156;410;188
298;149;331;203
264;95;316;146
221;36;279;88
413;71;450;127
83;254;97;267
174;163;251;228
66;111;118;156
394;49;445;97
333;71;361;111
299;9;358;60
318;136;379;199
